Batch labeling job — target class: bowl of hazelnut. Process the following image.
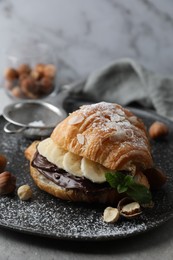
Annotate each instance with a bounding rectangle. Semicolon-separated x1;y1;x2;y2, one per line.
3;61;57;99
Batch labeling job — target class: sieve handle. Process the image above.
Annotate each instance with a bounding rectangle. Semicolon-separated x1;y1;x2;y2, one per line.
3;122;26;134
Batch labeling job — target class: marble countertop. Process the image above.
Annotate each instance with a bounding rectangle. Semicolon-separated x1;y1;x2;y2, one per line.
1;0;173;259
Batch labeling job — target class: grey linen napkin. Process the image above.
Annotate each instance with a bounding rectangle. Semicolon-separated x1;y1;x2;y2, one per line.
59;58;173;120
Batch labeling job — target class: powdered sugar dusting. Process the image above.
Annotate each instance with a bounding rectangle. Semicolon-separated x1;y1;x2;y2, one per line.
28;120;45;127
80;102;146;147
0;111;173;240
80;103;129;132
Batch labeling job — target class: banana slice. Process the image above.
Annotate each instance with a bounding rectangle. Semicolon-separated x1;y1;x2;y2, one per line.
37;138;67;168
37;138;111;182
63;152;83;177
81;158;109;183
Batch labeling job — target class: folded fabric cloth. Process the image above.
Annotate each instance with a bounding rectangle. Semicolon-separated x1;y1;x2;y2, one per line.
55;58;173;120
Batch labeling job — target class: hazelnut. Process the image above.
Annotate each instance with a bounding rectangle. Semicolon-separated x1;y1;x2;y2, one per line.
117;198;142;218
17;184;33;200
21;77;40;97
31;70;42;80
19;73;29;82
18;64;31;75
0;171;16;195
0;155;7;173
40;77;54;95
144;167;167;189
43;64;56;78
34;63;45;77
4;68;18;81
120;202;141;217
11;86;23;98
103;207;120;223
149;121;169;139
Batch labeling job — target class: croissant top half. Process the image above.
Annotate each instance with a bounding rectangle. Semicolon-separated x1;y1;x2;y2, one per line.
51;102;153;171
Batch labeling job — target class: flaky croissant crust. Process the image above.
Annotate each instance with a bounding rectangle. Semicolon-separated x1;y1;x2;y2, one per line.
51;102;153;170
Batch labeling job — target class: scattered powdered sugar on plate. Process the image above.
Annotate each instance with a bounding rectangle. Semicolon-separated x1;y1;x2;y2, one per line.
0;109;173;241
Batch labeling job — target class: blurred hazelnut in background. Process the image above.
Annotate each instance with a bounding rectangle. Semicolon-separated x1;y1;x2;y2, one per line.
4;63;57;99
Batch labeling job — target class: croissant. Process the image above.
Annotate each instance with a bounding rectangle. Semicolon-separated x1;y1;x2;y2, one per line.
25;102;166;205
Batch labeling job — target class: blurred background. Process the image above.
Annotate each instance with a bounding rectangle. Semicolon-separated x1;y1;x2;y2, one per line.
0;0;173;90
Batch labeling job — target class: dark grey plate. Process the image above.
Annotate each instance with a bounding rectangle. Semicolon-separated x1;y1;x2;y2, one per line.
0;107;173;241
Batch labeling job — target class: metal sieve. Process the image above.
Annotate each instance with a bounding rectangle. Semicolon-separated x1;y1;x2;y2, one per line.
2;100;67;138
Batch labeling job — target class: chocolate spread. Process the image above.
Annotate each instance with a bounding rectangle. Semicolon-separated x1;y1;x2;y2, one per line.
31;151;111;193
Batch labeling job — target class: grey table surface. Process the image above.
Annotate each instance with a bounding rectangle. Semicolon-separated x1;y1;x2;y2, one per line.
0;0;173;259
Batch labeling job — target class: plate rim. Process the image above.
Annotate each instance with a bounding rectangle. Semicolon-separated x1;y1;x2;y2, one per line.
0;107;173;241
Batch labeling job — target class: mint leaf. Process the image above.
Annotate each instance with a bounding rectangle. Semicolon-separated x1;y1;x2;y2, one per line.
105;172;152;204
117;184;128;193
124;175;134;186
105;172;124;188
127;183;152;204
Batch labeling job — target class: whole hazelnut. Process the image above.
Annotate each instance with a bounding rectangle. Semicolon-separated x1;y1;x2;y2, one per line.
11;86;23;98
43;64;56;78
4;68;18;81
17;184;33;200
19;73;29;82
149;121;169;139
34;63;45;77
0;171;16;195
21;77;40;97
40;77;54;95
18;64;31;75
31;70;42;80
0;155;7;173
